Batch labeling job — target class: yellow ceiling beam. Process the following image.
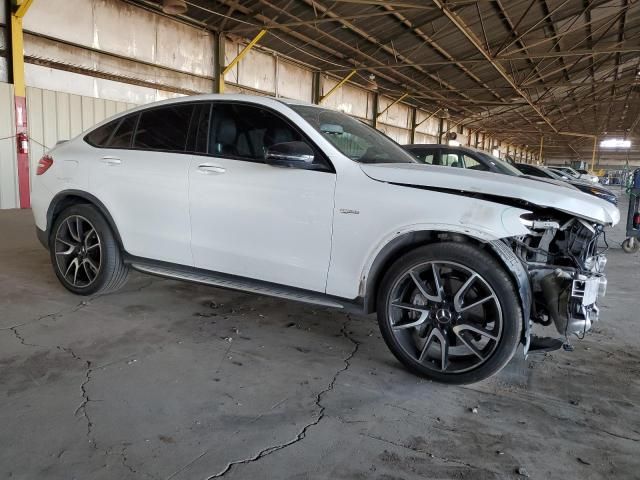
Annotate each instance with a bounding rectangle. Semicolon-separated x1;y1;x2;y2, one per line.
219;29;267;93
318;70;356;104
376;93;409;119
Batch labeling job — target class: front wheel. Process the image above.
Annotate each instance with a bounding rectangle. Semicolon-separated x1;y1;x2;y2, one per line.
50;204;129;295
622;237;640;254
376;242;522;384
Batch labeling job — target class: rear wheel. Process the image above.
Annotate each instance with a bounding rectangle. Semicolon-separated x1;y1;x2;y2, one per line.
50;204;129;295
377;242;522;384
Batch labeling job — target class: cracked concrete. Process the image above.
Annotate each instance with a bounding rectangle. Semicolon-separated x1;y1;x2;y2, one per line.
1;198;639;480
206;319;360;479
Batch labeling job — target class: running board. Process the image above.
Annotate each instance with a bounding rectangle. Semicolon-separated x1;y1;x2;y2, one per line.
131;263;345;309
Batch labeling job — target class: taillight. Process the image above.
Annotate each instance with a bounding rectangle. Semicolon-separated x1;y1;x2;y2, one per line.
36;155;53;175
633;212;640;229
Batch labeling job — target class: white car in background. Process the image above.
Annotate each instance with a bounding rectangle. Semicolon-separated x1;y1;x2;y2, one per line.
31;94;619;384
549;166;599;183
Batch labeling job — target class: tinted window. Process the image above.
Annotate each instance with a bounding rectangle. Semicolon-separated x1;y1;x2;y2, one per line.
441;152;461;167
85;120;119;147
209;103;303;162
186;103;211;154
462;154;489;171
134;105;194;152
516;164;541;176
407;148;435;165
109;115;138;148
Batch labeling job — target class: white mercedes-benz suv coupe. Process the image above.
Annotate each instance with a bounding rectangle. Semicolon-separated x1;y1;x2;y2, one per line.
32;94;619;384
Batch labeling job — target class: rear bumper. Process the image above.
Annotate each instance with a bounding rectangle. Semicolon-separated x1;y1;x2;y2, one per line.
36;226;49;250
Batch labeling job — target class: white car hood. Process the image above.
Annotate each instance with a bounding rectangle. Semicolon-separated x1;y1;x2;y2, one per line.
361;163;620;226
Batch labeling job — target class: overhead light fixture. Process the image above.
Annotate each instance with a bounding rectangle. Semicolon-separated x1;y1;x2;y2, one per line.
600;138;631;149
162;0;187;15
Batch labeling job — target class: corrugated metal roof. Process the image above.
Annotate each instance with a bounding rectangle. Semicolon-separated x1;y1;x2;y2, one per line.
129;0;640;162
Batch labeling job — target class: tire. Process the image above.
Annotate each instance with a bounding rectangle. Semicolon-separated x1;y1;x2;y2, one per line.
49;204;129;295
376;242;522;384
622;238;640;254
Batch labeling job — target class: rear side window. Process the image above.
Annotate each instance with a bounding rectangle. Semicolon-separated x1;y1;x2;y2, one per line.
441;152;462;167
134;105;194;152
109;115;138;148
408;149;435;165
85;120;119;147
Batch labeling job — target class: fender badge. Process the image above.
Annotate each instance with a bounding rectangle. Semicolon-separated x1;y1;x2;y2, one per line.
339;208;360;215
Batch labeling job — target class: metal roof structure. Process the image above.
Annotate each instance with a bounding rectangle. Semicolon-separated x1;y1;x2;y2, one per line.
129;0;640;164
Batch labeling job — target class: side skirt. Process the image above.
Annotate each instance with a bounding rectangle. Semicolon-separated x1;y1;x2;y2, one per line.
126;257;365;313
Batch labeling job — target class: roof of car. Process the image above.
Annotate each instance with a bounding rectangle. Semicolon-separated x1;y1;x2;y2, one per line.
115;93;319;114
403;144;486;155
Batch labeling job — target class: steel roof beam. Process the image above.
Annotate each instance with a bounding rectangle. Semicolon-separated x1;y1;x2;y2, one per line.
432;0;558;132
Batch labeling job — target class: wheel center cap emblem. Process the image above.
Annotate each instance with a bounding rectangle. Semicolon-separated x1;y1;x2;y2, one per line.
435;309;453;324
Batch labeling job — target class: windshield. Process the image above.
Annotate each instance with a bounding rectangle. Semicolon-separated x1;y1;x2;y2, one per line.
476;151;524;176
542;167;570;181
290;105;418;164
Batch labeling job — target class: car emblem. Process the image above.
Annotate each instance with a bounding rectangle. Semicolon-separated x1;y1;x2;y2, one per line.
435;309;453;324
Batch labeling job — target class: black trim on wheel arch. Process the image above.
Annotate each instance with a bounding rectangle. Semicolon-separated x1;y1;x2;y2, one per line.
36;226;48;249
47;190;125;250
487;240;533;353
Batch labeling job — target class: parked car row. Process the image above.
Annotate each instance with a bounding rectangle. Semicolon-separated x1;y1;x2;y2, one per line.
32;95;619;384
403;144;617;205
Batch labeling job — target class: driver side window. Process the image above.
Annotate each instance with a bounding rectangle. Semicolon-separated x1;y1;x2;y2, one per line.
209;103;302;162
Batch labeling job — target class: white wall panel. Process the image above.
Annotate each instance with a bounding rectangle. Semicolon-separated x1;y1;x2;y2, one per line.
25;64;179;104
238;48;276;94
0;83;18;209
415;110;440;137
321;76;373;120
378;96;411;129
378;124;410;145
414;132;438;144
24;0;214;77
24;0;95;48
277;60;313;102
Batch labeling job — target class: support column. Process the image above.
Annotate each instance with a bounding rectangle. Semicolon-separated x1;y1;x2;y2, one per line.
214;32;225;93
312;71;321;104
219;29;267;94
9;0;33;209
409;106;416;144
538;136;544;164
372;92;379;129
591;136;597;171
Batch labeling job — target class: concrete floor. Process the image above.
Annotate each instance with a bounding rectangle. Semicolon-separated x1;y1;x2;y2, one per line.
1;195;639;480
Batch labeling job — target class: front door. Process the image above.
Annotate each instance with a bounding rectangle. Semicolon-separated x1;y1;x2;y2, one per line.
189;102;336;292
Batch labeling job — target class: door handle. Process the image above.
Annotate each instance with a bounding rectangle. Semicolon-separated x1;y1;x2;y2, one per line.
101;156;122;166
198;164;226;174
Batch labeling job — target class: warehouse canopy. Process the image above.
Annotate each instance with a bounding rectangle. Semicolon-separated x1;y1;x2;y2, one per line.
128;0;639;162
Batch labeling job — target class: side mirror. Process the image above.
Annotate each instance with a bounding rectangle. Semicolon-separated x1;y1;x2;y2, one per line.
265;141;315;168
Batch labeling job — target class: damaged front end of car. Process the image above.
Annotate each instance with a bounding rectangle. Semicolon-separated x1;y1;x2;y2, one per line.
513;212;610;348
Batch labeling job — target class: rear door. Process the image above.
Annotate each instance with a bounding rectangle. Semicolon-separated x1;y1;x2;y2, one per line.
88;104;196;265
